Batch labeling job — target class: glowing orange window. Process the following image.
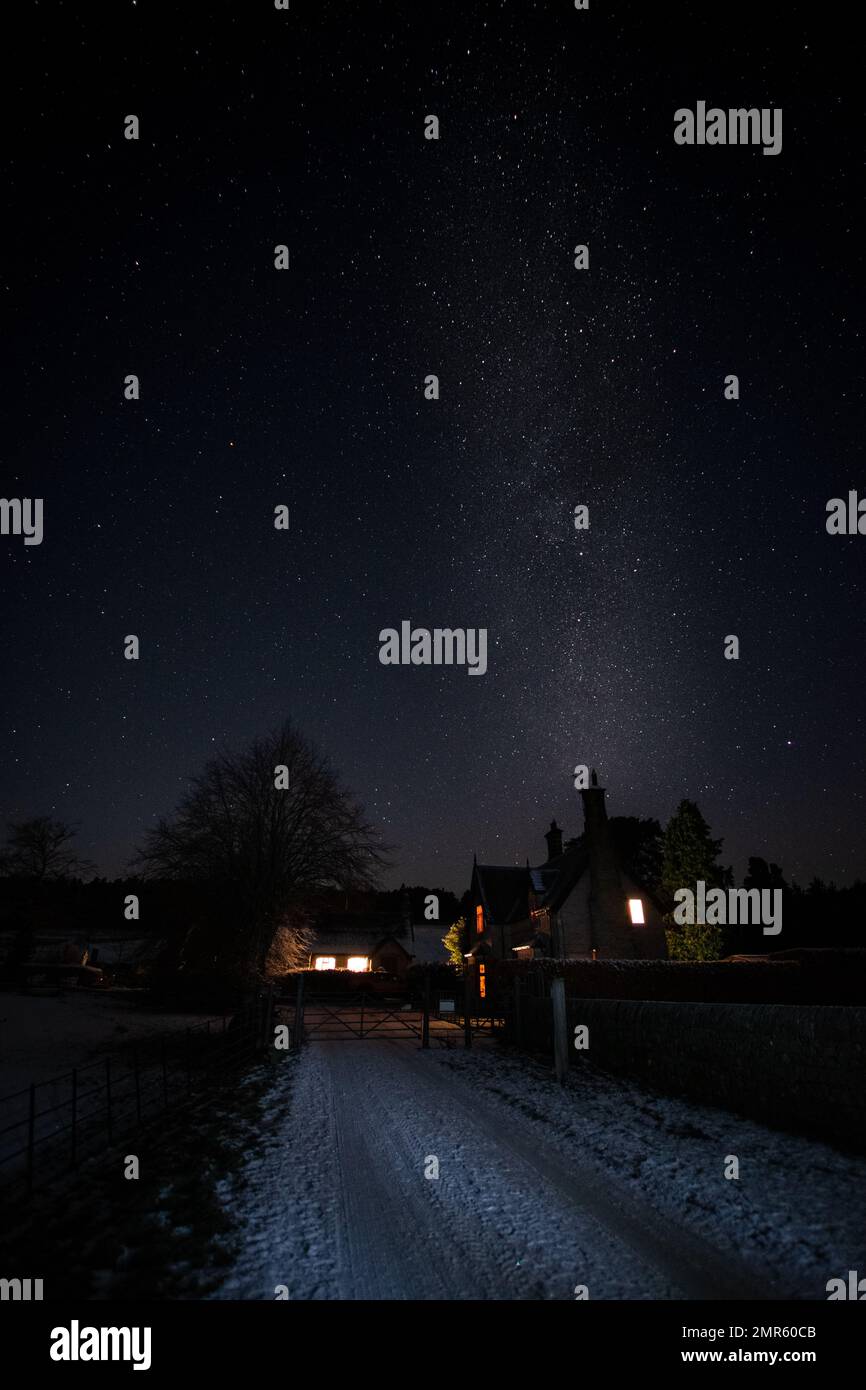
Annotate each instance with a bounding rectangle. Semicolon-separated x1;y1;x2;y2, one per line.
479;963;487;999
476;905;484;934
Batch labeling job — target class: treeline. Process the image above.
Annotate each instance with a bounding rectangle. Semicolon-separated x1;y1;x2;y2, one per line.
2;778;863;975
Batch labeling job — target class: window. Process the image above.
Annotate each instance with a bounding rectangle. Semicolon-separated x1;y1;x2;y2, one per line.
478;963;487;999
476;904;484;934
314;956;336;971
628;898;645;925
347;956;369;972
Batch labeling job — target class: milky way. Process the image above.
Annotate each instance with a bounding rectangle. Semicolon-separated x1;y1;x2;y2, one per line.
4;2;864;891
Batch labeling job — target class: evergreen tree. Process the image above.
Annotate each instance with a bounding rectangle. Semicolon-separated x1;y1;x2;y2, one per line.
744;857;788;891
661;800;729;960
442;917;465;966
608;816;664;892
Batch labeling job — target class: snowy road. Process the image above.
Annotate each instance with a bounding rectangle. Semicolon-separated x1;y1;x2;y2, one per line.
216;1041;866;1301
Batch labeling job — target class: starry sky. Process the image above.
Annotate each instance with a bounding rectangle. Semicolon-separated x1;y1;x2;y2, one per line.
4;1;864;892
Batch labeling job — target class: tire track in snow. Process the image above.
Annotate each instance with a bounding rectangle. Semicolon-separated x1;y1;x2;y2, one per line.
392;1044;792;1300
220;1041;793;1300
327;1044;455;1298
321;1043;681;1299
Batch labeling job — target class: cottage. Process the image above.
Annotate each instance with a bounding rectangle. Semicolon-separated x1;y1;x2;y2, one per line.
302;883;456;978
308;916;413;976
305;889;420;979
467;773;667;962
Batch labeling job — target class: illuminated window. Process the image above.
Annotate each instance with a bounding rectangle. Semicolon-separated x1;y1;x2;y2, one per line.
314;956;336;971
347;956;369;972
476;905;484;934
478;962;486;999
628;898;645;925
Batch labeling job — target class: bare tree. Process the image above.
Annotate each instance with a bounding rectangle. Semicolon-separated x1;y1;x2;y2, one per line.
133;721;389;981
1;816;95;880
264;910;318;978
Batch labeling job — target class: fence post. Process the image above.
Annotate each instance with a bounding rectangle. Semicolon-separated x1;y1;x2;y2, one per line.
359;989;365;1040
134;1047;141;1124
463;968;472;1050
551;977;569;1084
105;1056;113;1141
26;1082;35;1193
421;969;431;1049
513;976;522;1048
292;972;306;1052
71;1068;78;1168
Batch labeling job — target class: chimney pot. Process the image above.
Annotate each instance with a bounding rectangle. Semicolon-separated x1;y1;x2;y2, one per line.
544;819;563;862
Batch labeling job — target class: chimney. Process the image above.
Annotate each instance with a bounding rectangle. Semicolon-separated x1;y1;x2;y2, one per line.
544;819;563;862
579;770;634;957
399;887;412;935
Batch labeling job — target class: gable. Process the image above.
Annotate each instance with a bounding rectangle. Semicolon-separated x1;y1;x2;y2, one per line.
474;864;530;925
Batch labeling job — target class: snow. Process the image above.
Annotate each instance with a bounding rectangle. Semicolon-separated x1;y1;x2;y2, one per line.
0;989;229;1096
212;1040;866;1300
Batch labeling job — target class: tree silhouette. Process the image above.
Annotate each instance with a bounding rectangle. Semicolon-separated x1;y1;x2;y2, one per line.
744;857;788;891
608;816;664;892
1;816;95;881
661;800;731;960
133;720;389;982
660;800;729;900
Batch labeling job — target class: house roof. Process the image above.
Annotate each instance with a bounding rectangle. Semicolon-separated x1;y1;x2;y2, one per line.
310;929;412;956
410;925;451;964
473;864;531;925
309;911;410;957
473;845;593;926
539;843;590;911
89;937;162;965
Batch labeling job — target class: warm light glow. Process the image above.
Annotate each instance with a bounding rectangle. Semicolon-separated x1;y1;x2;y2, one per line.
476;904;484;934
314;956;336;970
478;962;487;999
347;956;369;972
628;898;645;925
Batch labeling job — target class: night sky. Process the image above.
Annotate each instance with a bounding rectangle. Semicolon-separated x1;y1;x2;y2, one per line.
4;2;864;892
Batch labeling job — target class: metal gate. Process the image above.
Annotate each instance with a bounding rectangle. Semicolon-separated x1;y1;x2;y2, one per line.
299;993;464;1044
276;979;472;1046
